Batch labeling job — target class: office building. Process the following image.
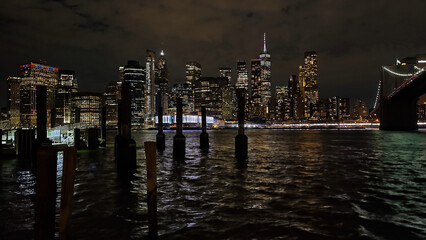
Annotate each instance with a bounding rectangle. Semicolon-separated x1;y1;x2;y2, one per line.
56;70;78;125
250;59;262;120
287;75;298;120
19;62;58;127
194;77;230;119
169;83;193;115
303;51;319;120
155;50;170;115
123;60;145;127
219;67;231;82
146;50;156;123
352;99;368;120
72;92;101;127
260;33;272;119
276;86;291;121
7;76;21;127
103;81;118;127
236;61;249;116
185;61;201;111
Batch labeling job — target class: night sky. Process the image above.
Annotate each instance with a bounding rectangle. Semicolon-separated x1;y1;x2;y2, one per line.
1;0;426;108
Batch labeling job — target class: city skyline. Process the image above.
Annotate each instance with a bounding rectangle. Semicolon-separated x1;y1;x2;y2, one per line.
2;1;426;109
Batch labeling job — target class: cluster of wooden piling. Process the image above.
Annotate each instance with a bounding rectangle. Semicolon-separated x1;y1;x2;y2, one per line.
1;84;249;239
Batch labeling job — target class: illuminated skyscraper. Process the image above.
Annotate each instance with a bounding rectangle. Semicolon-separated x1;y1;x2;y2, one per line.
219;67;231;82
250;59;262;120
72;92;101;127
123;60;145;127
103;81;118;127
56;70;78;125
297;65;306;119
319;96;350;121
146;50;156;123
185;61;201;111
352;99;368;120
7;76;21;127
194;77;230;119
155;50;170;115
276;86;290;121
259;33;272;119
303;51;319;120
287;74;298;120
169;83;193;115
19;62;58;127
236;61;249;116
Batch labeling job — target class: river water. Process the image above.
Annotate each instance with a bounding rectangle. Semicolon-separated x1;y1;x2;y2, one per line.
1;129;426;239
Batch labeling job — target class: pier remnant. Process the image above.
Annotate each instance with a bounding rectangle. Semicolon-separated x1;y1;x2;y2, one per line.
144;141;158;238
156;106;165;152
173;97;185;160
87;128;99;149
36;85;48;143
235;89;248;160
34;146;57;240
200;106;209;150
115;82;136;173
59;147;77;240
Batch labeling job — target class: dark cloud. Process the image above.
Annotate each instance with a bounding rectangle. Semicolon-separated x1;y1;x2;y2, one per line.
1;0;426;108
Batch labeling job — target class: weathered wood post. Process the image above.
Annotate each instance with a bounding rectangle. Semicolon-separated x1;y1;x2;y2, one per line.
59;147;77;240
156;106;165;152
115;82;136;173
36;85;48;142
144;142;158;238
173;97;185;160
101;106;107;147
34;146;57;240
235;89;248;160
200;106;209;150
87;128;99;149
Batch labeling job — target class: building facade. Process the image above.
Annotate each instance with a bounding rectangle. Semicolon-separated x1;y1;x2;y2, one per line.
123;60;145;127
236;61;249;116
259;33;272;120
19;62;58;127
56;70;78;125
72;92;102;127
156;50;169;115
185;61;201;112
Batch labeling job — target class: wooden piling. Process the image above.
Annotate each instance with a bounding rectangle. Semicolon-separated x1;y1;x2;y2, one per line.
87;128;99;149
59;147;77;240
156;106;165;152
115;82;136;174
173;97;186;160
200;106;209;150
36;85;48;142
34;146;57;240
144;142;158;238
235;89;248;160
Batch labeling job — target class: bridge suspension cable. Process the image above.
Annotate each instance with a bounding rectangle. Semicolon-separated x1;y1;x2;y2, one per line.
382;67;413;77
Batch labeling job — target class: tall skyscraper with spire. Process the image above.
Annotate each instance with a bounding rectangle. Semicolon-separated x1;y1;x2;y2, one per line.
259;33;272;120
156;50;170;115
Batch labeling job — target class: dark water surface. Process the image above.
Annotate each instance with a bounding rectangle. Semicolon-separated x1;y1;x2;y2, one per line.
1;130;426;239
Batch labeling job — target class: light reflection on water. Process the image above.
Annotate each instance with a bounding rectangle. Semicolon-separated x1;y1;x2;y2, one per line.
0;129;425;239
